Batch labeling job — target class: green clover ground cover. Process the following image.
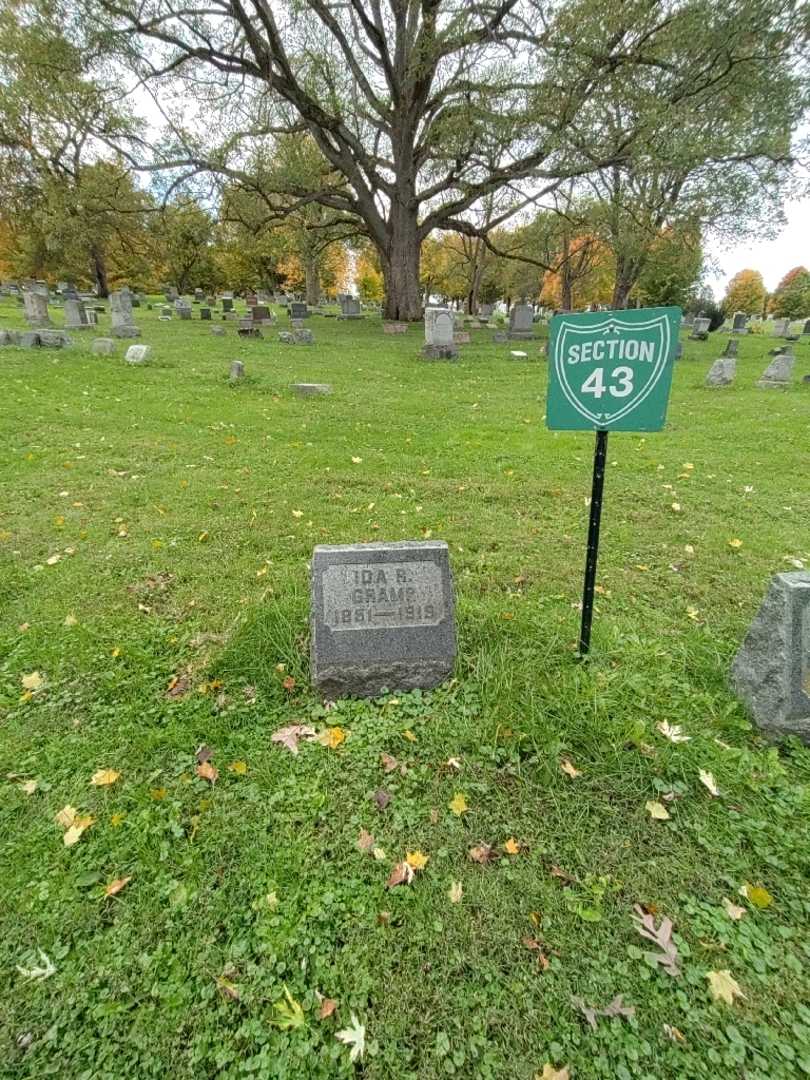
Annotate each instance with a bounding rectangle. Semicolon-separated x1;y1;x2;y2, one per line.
1;299;809;1079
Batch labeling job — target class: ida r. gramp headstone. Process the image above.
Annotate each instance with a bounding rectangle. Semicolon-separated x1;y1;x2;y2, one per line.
310;541;456;698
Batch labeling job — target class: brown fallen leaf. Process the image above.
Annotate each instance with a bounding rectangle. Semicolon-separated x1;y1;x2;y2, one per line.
318;998;338;1020
550;865;575;884
55;805;78;829
282;675;296;692
386;861;414;888
216;975;241;1001
522;937;550;970
356;829;375;853
166;675;191;699
469;843;497;865
373;788;391;810
560;758;581;779
104;876;132;898
380;753;399;773
271;724;316;755
196;761;218;784
195;745;213;764
631;904;680;976
663;1023;686;1043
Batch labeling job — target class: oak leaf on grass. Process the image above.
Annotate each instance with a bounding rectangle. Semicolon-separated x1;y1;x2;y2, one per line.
90;769;121;787
271;724;316;755
195;761;218;784
706;969;745;1005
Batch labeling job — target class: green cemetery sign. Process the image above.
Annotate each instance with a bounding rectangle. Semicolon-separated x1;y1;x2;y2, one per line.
547;306;681;431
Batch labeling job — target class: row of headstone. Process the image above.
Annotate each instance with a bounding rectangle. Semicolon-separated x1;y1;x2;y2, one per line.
705;347;806;388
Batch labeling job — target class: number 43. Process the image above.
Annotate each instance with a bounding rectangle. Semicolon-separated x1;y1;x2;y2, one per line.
581;366;634;398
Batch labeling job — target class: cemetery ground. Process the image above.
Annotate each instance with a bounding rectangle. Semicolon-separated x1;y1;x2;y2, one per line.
1;301;810;1080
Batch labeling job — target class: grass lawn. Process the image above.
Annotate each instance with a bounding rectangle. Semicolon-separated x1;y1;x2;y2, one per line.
1;297;809;1079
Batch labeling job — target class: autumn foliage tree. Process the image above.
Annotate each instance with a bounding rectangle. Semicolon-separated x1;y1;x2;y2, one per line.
769;266;810;318
723;269;768;317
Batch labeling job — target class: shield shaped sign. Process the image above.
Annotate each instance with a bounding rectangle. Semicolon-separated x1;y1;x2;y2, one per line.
547;306;681;431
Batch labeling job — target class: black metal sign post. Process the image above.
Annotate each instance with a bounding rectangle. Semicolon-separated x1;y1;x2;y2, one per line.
578;429;608;657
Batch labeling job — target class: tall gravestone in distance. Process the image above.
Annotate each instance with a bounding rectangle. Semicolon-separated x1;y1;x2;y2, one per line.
722;338;738;358
732;312;748;333
222;297;234;313
64;298;92;330
689;316;710;340
422;307;457;359
310;541;456;698
705;356;736;387
338;295;363;319
289;301;309;320
508;303;534;340
773;318;791;337
110;289;141;338
732;572;810;743
801;319;810;337
23;284;52;328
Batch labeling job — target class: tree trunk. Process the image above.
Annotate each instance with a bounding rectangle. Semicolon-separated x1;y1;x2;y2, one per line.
304;253;320;306
611;277;633;309
91;244;109;298
381;204;422;321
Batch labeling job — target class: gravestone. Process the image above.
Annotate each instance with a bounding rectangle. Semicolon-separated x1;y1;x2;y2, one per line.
210;326;225;336
289;316;302;328
222;297;234;312
200;307;212;320
757;350;794;388
37;330;71;348
422;307;457;360
384;322;408;334
0;330;20;346
310;540;456;698
64;298;92;330
238;324;263;338
21;331;41;347
338;295;362;319
732;312;748;333
774;318;791;337
801;319;810;336
159;306;172;321
683;312;695;327
194;287;204;303
165;286;179;302
492;330;508;343
292;382;331;396
732;572;810;742
293;328;314;345
455;331;471;345
110;289;141;338
479;303;494;321
251;304;272;324
722;338;738;358
689;317;710;341
508;303;534;340
705;357;736;387
175;299;192;320
125;344;151;364
289;301;309;320
92;337;115;356
22;285;52;328
229;361;245;382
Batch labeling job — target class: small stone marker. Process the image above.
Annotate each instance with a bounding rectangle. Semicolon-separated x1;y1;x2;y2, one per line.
210;326;225;336
732;312;748;333
292;382;331;396
0;329;20;346
92;337;115;356
732;571;810;742
293;328;314;344
509;350;529;360
492;330;508;343
310;540;456;698
37;330;71;348
125;344;151;364
338;295;362;319
200;307;212;320
455;331;471;345
64;298;92;330
757;350;794;388
722;338;738;358
705;357;736;387
21;331;41;348
801;319;810;336
289;301;308;320
238;324;263;338
222;297;234;312
229;360;245;381
383;322;408;334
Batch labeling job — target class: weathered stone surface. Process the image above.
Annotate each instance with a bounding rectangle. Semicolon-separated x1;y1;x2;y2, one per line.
292;382;331;396
455;331;471;344
238;326;263;338
310;540;456;699
38;330;71;348
92;337;115;356
64;298;91;329
293;328;314;345
492;330;508;343
507;303;534;340
22;286;52;328
731;572;810;742
110;289;140;337
289;301;309;319
689;316;710;340
383;322;408;334
21;331;41;347
200;307;212;320
210;326;225;336
722;338;738;358
125;344;151;364
705;357;736;387
338;296;362;319
229;360;245;381
757;351;794;388
0;329;19;346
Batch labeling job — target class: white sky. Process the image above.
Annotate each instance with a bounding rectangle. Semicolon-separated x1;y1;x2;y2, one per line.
706;196;810;298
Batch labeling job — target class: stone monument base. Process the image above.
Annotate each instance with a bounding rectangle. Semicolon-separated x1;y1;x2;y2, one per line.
507;330;534;340
111;326;141;339
421;344;458;360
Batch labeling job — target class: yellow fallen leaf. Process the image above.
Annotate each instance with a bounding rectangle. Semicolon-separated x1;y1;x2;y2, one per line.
536;1066;570;1080
55;805;78;829
228;760;248;775
198;531;209;542
645;800;670;820
111;646;121;658
21;671;45;692
21;779;38;795
560;758;581;779
291;509;303;518
318;726;346;749
699;769;720;797
706;969;745;1005
727;538;743;550
448;880;463;904
405;850;429;871
740;882;773;909
64;614;78;627
351;456;362;464
449;792;468;816
671;502;682;512
104;876;132;898
722;897;746;920
402;729;417;742
90;769;121;787
150;787;167;801
110;812;126;827
64;815;94;846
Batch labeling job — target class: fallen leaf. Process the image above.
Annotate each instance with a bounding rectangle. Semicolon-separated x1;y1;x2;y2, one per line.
601;994;636;1021
195;745;213;764
21;672;45;692
560;758;581;779
550;865;575;884
271;724;316;755
196;761;219;784
372;846;386;860
356;829;375;853
104;876;132;898
739;882;773;909
110;812;125;827
282;675;296;692
656;721;691;743
228;760;248;775
631;904;680;976
20;779;38;795
469;843;496;865
64;815;94;846
446;756;462;770
318;998;337;1020
386;861;414;888
448;880;463;904
706;969;745;1005
406;850;429;871
536;1065;569;1080
150;787;167;801
722;897;746;921
16;949;56;981
217;975;241;1001
449;792;469;816
272;985;306;1029
699;769;720;797
350;456;362;464
55;805;78;829
335;1013;365;1062
381;753;399;772
318;726;346;749
504;837;521;855
402;729;417;742
90;769;121;787
373;788;391;810
728;538;743;549
64;614;78;627
645;800;671;821
166;675;191;699
663;1023;685;1043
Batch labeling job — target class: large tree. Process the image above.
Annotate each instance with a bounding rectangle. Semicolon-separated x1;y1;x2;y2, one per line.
86;0;807;319
723;268;768;317
770;266;810;318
